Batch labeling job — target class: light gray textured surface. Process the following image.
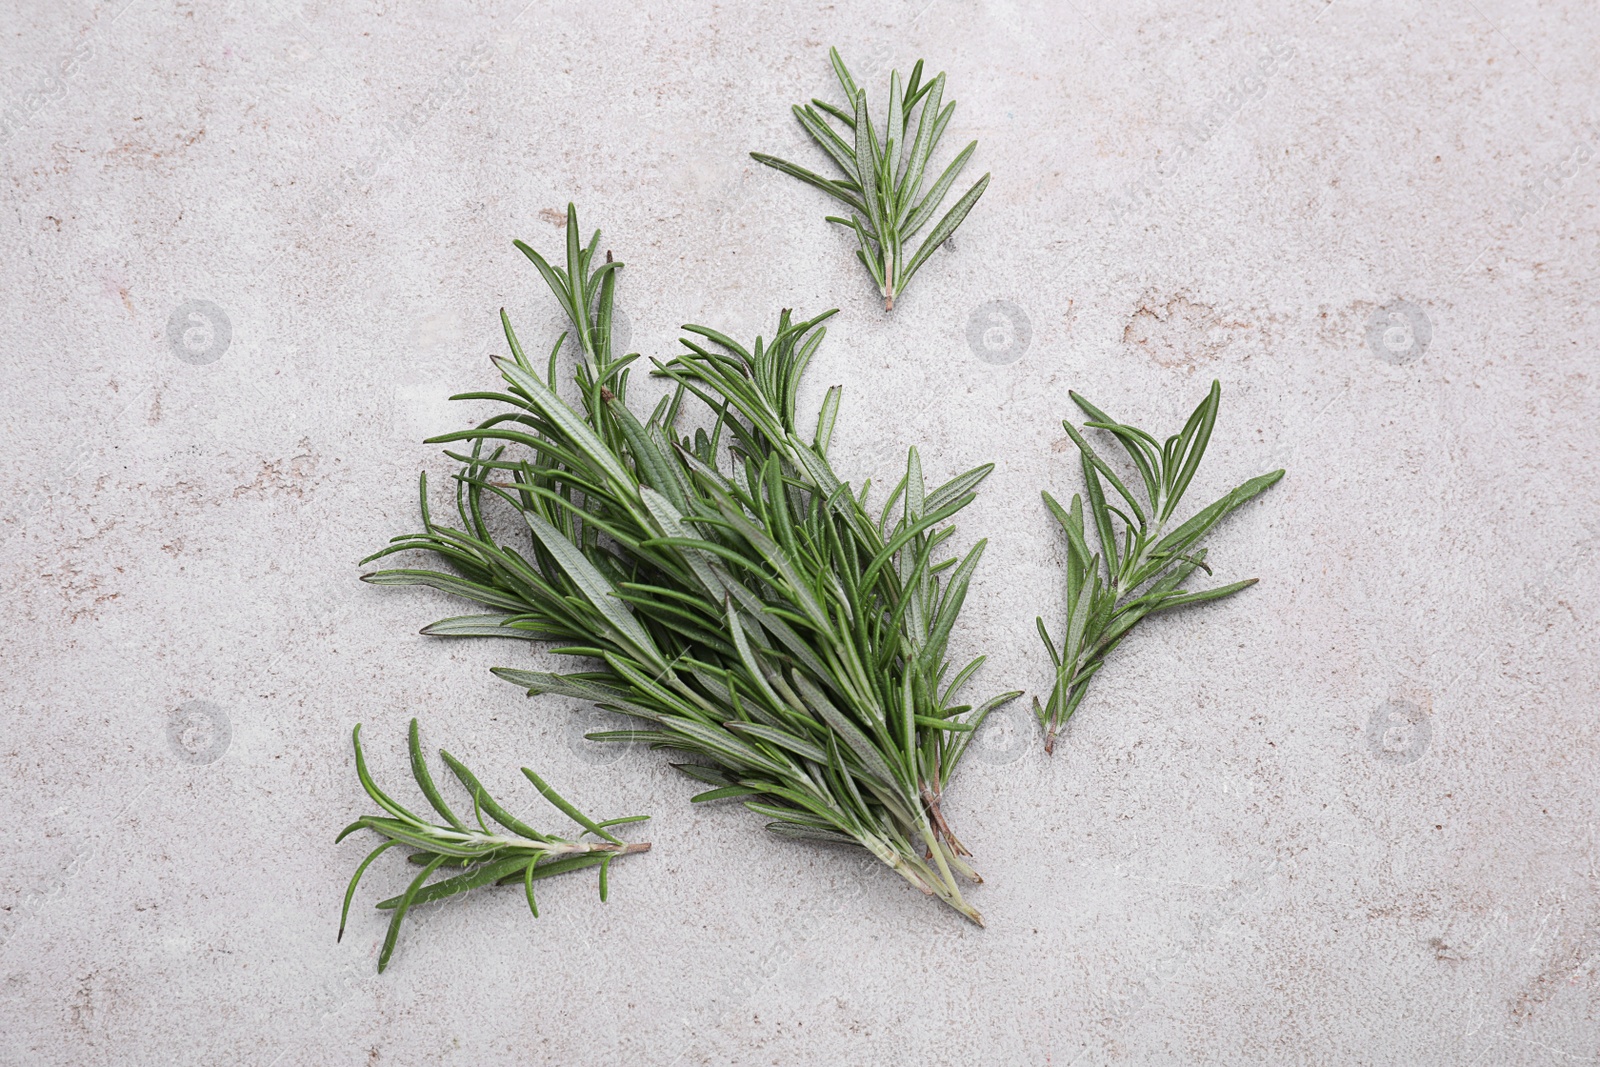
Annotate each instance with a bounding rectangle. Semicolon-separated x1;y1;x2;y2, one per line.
2;1;1598;1064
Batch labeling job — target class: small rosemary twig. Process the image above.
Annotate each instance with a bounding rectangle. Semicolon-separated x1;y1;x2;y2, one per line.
336;718;650;972
1036;382;1284;752
753;47;989;311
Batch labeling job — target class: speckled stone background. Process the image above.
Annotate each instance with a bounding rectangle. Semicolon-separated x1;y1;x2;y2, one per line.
2;1;1597;1064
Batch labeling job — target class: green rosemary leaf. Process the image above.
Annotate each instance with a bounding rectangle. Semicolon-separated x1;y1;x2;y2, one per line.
373;854;529;911
828;46;859;101
611;403;687;512
418;614;559;639
726;720;830;764
517;768;620;844
901;136;974;235
580;731;661;748
921;538;987;672
859;492;973;591
350;724;424;827
662;718;795;778
896;73;944;218
494;357;634;493
522;859;540;918
407;719;465;831
338;839;398;943
914;715;973;731
1080;452;1120;583
749;152;865;213
792;673;903;793
1063;419;1149;529
901;171;989;287
943;690;1024;780
724;599;789;717
672;763;734;787
1145;469;1285;569
764;823;860;845
360;569;530;614
437;750;550;843
379;854;447;972
521;509;666;672
924;462;993;516
813;385;842;456
691;784;764;803
488;668;628;704
791;104;858;178
1157;578;1259;610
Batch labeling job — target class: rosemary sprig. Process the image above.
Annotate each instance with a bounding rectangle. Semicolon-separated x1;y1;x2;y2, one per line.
752;47;990;311
1036;382;1284;752
337;718;650;972
363;206;1018;924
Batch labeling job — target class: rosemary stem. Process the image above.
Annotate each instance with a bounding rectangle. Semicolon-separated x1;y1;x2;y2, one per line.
861;821;984;925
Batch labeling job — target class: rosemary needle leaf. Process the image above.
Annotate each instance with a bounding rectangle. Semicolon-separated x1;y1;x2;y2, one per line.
1037;382;1285;752
368;206;1014;924
754;47;988;311
337;719;650;972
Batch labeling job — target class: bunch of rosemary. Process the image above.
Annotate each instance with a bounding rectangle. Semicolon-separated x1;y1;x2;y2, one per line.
363;206;1018;923
753;47;989;310
1036;384;1284;751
